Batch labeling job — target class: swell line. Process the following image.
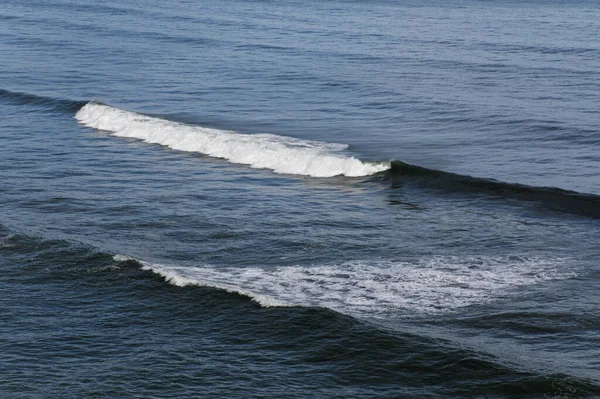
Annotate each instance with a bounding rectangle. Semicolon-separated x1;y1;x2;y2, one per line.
0;88;87;113
71;99;599;217
380;160;600;218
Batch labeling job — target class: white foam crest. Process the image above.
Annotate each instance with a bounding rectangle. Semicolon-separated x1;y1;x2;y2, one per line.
113;254;135;262
129;255;575;318
139;261;289;308
75;102;389;177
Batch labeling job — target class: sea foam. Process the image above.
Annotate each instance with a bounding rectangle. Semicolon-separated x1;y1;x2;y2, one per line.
114;255;576;318
76;102;390;177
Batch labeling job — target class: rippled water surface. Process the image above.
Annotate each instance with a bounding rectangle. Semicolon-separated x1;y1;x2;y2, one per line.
1;0;599;397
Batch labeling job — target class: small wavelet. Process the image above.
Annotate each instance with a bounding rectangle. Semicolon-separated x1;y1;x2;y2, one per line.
116;255;576;318
76;102;390;177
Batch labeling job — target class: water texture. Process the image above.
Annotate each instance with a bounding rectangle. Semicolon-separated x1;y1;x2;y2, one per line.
1;0;599;398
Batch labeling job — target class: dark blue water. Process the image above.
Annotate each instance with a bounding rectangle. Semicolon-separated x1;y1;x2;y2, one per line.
1;0;599;397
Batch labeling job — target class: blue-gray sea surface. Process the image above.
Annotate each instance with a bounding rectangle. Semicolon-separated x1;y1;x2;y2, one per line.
1;0;599;397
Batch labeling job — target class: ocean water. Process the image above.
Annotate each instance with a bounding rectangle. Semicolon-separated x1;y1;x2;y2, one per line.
1;0;599;397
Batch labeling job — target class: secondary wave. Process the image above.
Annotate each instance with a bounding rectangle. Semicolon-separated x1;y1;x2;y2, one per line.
117;254;576;318
0;88;87;113
75;102;390;177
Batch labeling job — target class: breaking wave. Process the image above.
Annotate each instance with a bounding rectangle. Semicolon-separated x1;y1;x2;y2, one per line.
75;102;390;177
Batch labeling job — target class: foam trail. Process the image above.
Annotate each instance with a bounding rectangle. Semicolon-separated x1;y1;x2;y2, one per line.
115;255;576;318
76;102;389;177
